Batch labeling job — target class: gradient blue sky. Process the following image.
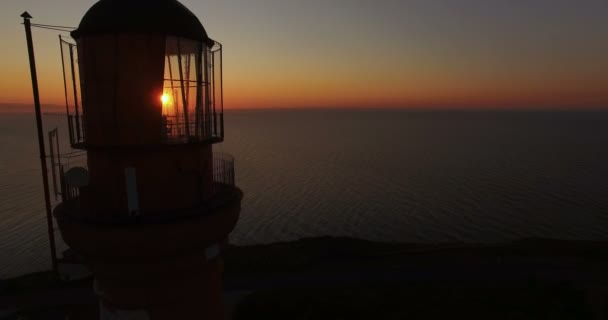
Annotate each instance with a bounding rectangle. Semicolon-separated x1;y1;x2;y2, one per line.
1;0;607;109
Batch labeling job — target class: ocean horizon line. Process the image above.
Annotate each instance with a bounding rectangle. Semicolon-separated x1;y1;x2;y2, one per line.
1;103;608;115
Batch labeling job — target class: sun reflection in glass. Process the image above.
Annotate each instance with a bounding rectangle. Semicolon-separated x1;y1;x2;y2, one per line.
161;93;173;115
161;93;170;105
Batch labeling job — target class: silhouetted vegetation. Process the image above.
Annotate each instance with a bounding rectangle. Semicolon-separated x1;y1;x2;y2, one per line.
233;280;590;320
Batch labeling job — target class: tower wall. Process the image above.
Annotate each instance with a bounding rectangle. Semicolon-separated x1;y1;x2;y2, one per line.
55;187;242;320
84;146;214;218
77;34;166;146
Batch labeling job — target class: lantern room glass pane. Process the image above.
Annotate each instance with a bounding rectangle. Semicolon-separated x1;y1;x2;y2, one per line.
162;37;204;142
60;38;85;146
159;37;223;144
210;43;223;138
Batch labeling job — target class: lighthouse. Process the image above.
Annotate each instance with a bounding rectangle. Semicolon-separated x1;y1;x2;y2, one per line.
52;0;243;318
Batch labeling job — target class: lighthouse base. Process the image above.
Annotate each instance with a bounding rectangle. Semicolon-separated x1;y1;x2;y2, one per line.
96;260;225;320
54;187;242;320
99;304;149;320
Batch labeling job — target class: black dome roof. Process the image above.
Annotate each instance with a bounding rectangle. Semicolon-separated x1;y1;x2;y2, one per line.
71;0;209;42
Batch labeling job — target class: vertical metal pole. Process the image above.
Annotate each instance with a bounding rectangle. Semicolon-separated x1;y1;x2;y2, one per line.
69;44;81;142
54;129;62;192
203;45;211;139
167;54;179;121
212;48;218;137
195;42;203;139
48;130;57;200
67;115;74;144
163;49;177;137
177;38;191;137
59;165;66;202
21;12;59;274
219;44;224;139
59;36;73;144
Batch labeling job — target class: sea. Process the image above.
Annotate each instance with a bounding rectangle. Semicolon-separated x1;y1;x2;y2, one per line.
1;109;607;278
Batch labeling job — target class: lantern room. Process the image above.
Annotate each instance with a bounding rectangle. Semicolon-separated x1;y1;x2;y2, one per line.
55;0;232;219
67;0;224;147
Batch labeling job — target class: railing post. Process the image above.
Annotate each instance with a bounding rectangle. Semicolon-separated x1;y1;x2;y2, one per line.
59;165;66;202
48;130;58;200
231;160;235;186
67;115;74;145
81;114;86;141
220;113;224;140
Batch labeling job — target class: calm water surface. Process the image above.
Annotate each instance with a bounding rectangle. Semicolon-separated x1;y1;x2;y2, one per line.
1;110;607;278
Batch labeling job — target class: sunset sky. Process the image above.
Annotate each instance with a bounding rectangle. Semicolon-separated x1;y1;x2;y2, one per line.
1;0;607;110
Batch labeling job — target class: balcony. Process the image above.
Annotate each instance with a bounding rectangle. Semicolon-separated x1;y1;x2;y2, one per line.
68;112;224;148
57;153;240;224
54;155;242;264
161;114;224;144
212;153;235;189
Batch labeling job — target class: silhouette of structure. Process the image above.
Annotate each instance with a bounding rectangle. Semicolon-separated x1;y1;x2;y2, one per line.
52;0;243;318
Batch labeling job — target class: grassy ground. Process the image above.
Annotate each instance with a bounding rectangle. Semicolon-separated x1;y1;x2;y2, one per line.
233;280;591;320
0;271;92;296
226;237;606;320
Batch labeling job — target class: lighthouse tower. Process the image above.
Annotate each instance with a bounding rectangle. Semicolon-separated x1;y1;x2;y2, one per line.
53;0;242;319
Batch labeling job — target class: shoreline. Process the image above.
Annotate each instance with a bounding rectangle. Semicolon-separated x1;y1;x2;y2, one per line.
2;236;607;282
1;236;607;319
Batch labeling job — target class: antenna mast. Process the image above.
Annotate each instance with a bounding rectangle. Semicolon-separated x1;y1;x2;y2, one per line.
21;11;59;274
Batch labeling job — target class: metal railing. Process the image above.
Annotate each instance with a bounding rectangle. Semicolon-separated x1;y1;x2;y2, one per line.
162;114;224;144
59;153;234;203
58;153;88;202
60;167;79;201
56;153;238;224
67;114;85;146
67;113;224;147
212;153;235;188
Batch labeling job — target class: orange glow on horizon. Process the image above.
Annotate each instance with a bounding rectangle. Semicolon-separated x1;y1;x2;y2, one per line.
2;0;608;112
2;52;607;111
